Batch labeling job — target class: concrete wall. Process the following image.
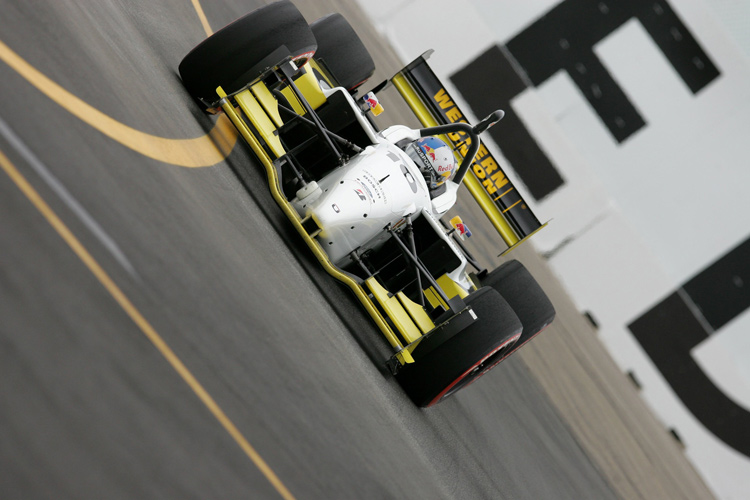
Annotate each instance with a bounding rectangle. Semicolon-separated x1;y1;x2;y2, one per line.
354;0;750;497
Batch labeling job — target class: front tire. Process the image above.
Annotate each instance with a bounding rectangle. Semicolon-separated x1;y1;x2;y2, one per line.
179;0;317;104
396;287;522;407
482;260;555;359
310;13;375;92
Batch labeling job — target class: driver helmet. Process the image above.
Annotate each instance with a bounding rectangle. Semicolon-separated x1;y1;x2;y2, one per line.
406;136;456;189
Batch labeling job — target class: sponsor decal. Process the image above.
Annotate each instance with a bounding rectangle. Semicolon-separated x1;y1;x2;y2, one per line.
358;172;384;203
406;57;543;236
431;88;510;197
363;91;384;116
400;56;543;236
413;145;431;170
450;215;472;239
456;223;471;238
354;188;367;201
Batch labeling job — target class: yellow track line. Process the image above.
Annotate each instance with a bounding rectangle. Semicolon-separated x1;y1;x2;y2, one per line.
0;38;237;168
191;0;214;37
0;149;295;500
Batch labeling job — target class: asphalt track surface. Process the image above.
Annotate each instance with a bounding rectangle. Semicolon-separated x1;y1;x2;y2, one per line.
0;1;713;499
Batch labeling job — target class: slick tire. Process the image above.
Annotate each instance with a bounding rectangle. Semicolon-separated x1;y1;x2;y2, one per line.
482;260;555;358
179;0;317;104
310;13;375;91
396;287;522;407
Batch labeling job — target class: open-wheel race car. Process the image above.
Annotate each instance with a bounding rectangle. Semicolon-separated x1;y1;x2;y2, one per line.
178;1;555;407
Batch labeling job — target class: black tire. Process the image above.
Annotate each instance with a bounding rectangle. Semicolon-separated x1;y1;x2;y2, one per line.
179;1;317;103
396;287;522;407
310;13;375;91
482;260;555;357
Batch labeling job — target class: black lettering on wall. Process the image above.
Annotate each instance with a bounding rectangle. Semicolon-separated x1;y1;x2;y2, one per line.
629;292;750;457
452;46;564;201
629;236;750;457
451;0;720;200
684;238;750;331
505;0;720;143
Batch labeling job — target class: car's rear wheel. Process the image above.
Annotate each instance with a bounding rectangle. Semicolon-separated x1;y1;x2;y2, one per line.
482;260;555;359
310;13;375;92
179;0;317;104
395;287;522;407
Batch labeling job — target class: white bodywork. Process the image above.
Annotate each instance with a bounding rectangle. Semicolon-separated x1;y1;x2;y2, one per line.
290;88;472;293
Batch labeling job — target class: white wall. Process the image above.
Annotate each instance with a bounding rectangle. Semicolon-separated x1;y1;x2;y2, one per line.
354;0;750;498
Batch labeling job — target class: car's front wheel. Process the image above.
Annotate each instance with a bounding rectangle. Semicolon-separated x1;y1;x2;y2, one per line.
395;287;522;407
310;13;375;92
179;0;317;105
482;260;555;360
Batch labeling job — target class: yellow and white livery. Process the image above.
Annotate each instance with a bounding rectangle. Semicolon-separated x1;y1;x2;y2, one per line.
179;1;555;407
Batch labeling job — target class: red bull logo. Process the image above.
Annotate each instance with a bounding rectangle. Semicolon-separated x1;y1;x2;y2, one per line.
449;216;472;239
456;223;471;238
420;143;437;161
363;91;384;116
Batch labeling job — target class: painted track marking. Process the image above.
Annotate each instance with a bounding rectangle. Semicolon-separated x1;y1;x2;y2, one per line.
0;116;138;278
0;31;236;168
2;4;293;496
0;149;295;500
191;0;214;37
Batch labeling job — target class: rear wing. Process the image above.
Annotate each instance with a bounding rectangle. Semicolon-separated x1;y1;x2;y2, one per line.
387;51;546;253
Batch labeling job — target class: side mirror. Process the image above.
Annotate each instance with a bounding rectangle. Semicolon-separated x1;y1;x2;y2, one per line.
473;110;505;135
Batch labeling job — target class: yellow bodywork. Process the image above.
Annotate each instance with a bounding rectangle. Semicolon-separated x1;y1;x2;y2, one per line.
424;274;469;310
396;292;434;335
231;63;331;160
366;277;422;345
217;80;431;366
251;82;284;128
234;90;286;158
280;66;328;114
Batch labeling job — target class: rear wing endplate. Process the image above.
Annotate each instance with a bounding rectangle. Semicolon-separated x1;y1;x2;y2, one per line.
388;51;546;253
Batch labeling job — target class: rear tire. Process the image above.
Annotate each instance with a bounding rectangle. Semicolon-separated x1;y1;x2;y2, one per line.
310;13;375;92
396;287;522;407
482;260;555;358
179;1;317;103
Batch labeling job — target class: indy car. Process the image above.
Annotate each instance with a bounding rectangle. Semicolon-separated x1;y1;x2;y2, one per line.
178;1;555;407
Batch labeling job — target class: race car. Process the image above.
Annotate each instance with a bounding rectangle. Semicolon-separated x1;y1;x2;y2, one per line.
178;0;555;407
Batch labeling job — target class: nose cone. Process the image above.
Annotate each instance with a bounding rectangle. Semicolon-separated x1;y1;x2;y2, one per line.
308;179;377;264
315;179;373;223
